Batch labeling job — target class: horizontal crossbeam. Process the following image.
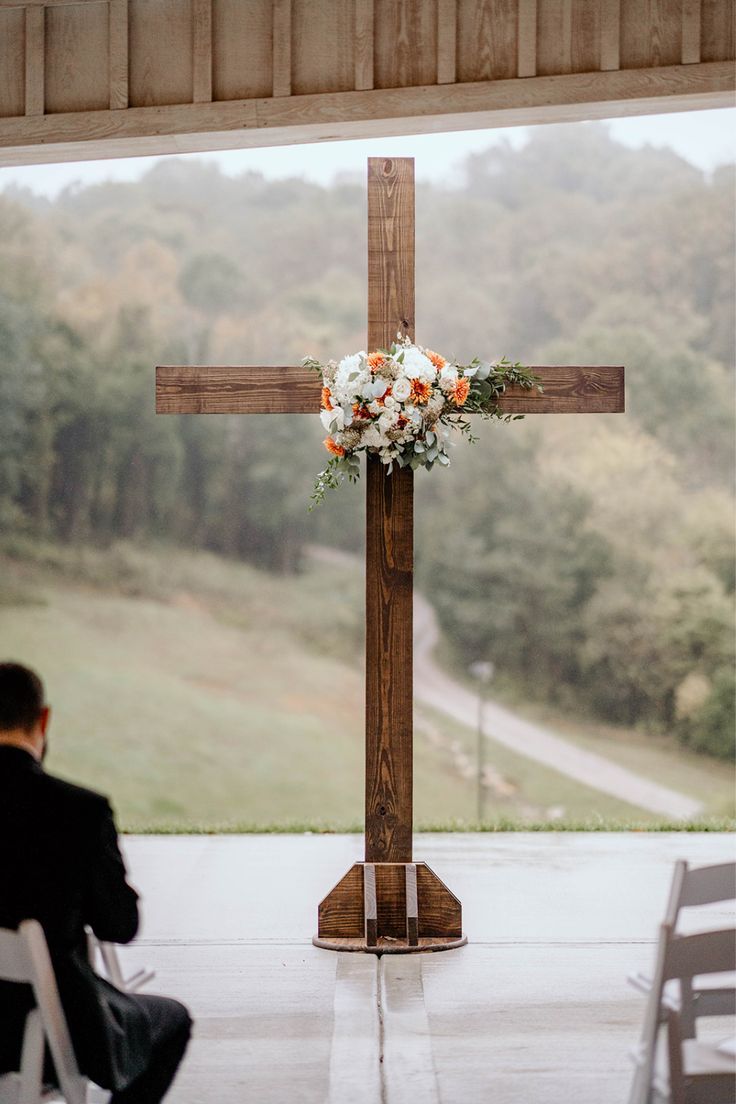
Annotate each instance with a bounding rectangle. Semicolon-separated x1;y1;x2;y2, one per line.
156;365;624;415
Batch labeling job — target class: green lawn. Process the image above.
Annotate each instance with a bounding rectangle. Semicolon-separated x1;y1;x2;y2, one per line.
1;541;732;831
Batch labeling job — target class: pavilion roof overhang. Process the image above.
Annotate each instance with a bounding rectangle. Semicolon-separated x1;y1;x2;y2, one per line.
0;0;733;167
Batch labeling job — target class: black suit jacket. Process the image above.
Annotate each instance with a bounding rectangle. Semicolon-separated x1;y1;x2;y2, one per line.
0;746;152;1091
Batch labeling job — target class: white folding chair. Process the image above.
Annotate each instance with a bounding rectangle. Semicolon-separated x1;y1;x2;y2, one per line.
629;861;736;1038
628;923;736;1104
86;932;154;994
0;921;109;1104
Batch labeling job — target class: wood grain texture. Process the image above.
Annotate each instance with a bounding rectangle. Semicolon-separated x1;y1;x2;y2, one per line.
437;0;457;84
192;0;212;103
600;0;621;70
681;0;702;63
701;0;735;61
1;62;733;165
517;0;538;77
24;6;45;117
571;0;600;74
621;0;681;69
317;863;463;941
537;0;573;76
129;0;193;108
354;0;374;90
458;0;518;82
292;0;354;95
109;0;129;110
365;157;415;865
272;0;291;97
0;8;25;118
365;458;414;864
212;0;272;101
156;365;625;414
374;0;438;88
46;0;109;114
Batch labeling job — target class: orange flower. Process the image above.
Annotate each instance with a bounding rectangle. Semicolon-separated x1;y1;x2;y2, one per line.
323;437;345;457
352;403;371;420
452;377;470;406
367;351;386;372
426;349;446;371
410;379;432;405
321;387;333;411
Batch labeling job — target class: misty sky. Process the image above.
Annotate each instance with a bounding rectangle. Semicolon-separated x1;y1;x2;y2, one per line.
0;108;733;198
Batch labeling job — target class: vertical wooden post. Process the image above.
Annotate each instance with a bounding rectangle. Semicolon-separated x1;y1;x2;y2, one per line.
314;158;464;952
365;158;415;865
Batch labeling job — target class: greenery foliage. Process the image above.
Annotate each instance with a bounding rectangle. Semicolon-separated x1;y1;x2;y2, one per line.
0;125;733;758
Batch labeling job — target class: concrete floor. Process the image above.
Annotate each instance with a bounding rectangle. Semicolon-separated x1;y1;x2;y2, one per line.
117;833;735;1104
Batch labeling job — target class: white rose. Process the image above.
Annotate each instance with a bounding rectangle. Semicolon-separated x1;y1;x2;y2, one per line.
392;377;411;402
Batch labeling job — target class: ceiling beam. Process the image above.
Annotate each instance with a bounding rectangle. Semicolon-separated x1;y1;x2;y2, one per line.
0;60;731;168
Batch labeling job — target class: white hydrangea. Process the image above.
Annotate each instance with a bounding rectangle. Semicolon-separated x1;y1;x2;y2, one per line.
400;346;436;382
334;353;369;401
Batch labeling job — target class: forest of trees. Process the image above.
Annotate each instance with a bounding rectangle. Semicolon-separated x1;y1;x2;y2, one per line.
0;126;733;757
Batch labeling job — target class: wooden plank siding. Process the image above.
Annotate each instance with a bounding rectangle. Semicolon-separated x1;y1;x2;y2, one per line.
0;0;732;164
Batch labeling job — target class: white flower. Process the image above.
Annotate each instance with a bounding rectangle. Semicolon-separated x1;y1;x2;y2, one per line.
392;377;411;402
400;346;436;382
439;364;458;383
368;400;383;416
320;407;345;432
361;425;384;448
362;377;389;402
335;353;369;399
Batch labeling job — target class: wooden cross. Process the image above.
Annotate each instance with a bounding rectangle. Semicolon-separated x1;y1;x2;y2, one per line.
156;157;624;953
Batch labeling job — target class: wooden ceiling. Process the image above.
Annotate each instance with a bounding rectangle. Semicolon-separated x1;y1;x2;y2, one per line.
0;0;733;166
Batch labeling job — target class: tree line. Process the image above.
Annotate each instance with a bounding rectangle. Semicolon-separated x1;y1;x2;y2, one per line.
0;125;733;757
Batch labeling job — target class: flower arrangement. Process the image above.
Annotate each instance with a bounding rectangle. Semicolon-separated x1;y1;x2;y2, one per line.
303;336;540;506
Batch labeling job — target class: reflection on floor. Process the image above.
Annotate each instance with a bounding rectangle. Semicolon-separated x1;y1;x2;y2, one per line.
117;833;734;1104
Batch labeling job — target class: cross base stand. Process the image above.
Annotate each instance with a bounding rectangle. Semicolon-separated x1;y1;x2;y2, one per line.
313;861;466;954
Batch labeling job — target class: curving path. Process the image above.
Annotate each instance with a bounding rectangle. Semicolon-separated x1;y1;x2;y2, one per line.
307;546;702;820
413;593;703;820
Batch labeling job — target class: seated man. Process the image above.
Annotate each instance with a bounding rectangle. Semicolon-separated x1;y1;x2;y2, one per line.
0;661;192;1103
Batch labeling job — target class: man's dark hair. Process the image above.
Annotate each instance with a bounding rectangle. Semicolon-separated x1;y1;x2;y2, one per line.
0;662;46;733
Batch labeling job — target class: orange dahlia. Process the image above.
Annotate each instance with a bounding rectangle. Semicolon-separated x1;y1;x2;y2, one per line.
452;377;470;406
426;349;446;371
367;351;387;372
321;387;333;411
410;378;432;405
323;437;345;457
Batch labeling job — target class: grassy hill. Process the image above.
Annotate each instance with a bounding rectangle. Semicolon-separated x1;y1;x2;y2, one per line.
0;540;732;830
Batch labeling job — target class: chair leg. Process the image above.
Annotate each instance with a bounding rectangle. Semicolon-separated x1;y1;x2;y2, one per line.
19;1010;44;1104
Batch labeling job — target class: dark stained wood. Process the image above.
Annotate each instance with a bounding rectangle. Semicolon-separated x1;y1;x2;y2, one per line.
416;862;462;938
317;862;463;941
156;363;625;414
365;157;415;865
318;863;364;939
